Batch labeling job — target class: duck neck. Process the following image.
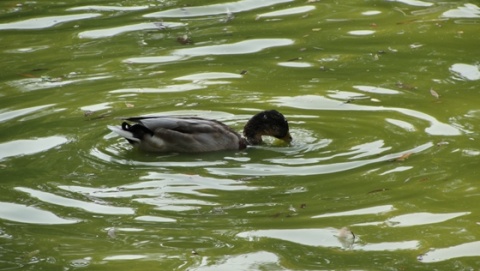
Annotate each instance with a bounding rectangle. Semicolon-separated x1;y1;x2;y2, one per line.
244;134;263;145
243;125;263;145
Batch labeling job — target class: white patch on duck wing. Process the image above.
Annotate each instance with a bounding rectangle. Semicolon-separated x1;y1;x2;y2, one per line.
107;125;140;142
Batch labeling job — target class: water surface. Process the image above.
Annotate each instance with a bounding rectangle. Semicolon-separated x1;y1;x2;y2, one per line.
1;0;479;270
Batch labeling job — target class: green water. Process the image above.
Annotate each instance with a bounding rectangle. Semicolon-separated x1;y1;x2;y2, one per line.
1;0;480;270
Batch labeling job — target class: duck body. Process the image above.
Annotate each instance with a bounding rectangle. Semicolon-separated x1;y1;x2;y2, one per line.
108;110;291;153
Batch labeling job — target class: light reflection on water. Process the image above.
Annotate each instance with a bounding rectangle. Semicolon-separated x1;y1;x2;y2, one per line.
0;104;55;123
0;13;101;30
67;5;150;12
257;5;316;18
449;63;480;81
188;251;284;271
237;228;420;251
143;0;293;18
123;38;294;64
272;95;462;136
78;22;186;39
206;142;433;176
419;241;480;263
0;136;69;161
58;172;264;213
441;4;480;18
0;202;79;225
15;187;135;215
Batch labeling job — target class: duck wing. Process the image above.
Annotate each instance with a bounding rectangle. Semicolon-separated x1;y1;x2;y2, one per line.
109;116;245;152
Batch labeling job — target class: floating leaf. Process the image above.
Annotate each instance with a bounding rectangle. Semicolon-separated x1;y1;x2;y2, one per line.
83;110;94;117
396;152;413;161
177;34;193;45
409;43;423;49
430;88;440;99
222;8;234;23
367;188;390;194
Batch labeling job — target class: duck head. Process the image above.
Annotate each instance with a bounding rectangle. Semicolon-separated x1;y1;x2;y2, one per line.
243;110;292;145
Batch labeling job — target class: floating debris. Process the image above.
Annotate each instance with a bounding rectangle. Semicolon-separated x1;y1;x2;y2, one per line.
367;188;390;194
288;204;297;213
343;95;370;104
221;8;234;23
83;110;94;117
83;110;111;120
388;47;398;53
177;34;193;45
25;249;40;259
430;88;440;99
396;152;413;161
41;75;63;82
336;227;356;249
107;227;116;239
154;21;168;30
436;141;449;147
395;82;417;90
409;43;423;49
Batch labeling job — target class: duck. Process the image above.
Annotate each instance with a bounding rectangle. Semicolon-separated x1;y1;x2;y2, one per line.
107;110;292;153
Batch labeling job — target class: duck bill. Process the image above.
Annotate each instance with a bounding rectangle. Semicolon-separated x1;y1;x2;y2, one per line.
279;132;292;143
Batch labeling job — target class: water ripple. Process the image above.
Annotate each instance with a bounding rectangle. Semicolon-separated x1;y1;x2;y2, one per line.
272;95;461;136
68;5;149;12
207;142;433;176
15;187;135;215
449;63;480;81
387;0;433;7
90;146;228;167
237;228;419;251
385;212;470;227
312;204;394;218
109;72;243;93
419;241;480;263
0;202;79;224
0;13;101;30
144;0;293;18
257;5;316;18
59;172;261;212
123;38;294;64
441;4;480;18
188;251;283;271
0;104;55;123
0;136;69;161
78;22;185;39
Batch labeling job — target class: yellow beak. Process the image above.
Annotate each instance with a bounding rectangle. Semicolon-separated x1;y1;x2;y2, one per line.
279;132;292;143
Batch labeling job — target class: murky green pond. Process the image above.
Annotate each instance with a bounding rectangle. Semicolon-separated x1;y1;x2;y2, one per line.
1;0;480;270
